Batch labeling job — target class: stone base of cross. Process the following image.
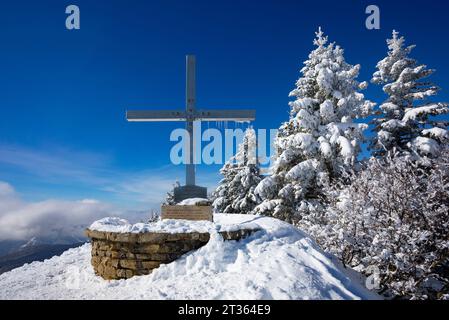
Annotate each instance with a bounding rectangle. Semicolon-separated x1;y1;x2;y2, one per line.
126;55;255;204
173;185;207;203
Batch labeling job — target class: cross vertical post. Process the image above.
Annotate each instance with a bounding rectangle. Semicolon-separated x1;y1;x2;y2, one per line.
186;55;196;186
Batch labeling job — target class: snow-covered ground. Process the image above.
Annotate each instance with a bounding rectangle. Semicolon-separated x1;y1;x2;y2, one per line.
0;214;380;300
89;214;260;234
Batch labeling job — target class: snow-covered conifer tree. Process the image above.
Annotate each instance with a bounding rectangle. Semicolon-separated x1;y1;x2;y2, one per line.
212;161;238;213
253;28;374;225
371;30;449;158
163;181;180;205
212;128;261;214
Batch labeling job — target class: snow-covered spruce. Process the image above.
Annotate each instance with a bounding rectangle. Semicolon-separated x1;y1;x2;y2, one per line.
319;149;449;300
213;128;262;214
253;28;374;225
371;30;449;159
211;161;237;212
0;214;379;300
163;181;180;205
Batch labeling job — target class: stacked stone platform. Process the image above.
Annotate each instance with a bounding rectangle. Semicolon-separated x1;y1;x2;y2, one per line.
85;228;259;280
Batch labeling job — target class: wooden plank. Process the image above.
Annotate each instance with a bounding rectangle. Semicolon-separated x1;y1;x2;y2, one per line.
161;205;213;222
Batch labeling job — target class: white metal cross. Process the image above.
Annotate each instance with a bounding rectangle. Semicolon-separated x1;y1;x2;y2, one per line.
126;55;255;200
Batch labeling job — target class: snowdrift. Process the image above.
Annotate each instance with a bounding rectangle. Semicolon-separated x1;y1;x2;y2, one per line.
0;214;379;300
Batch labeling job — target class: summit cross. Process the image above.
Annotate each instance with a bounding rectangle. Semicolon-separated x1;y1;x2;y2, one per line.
126;55;256;202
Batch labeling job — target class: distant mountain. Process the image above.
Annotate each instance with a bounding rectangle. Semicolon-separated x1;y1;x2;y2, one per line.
0;242;85;275
0;240;26;257
20;237;39;249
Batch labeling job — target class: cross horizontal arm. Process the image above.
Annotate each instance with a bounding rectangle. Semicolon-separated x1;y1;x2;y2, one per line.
126;110;187;122
195;109;256;121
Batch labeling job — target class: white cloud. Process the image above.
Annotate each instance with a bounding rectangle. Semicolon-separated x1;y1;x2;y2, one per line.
103;167;220;210
0;181;15;196
0;173;218;242
104;167;185;207
0;182;120;242
0;182;22;214
0;144;222;242
0;143;113;186
0;144;220;211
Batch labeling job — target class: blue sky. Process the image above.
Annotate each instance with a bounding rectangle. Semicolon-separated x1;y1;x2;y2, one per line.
0;0;448;210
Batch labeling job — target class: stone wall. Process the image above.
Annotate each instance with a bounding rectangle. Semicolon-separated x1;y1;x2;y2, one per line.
85;228;259;280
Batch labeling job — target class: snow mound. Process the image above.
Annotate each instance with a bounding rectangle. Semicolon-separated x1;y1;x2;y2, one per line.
0;214;380;300
89;214;260;234
89;217;131;233
177;198;210;206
